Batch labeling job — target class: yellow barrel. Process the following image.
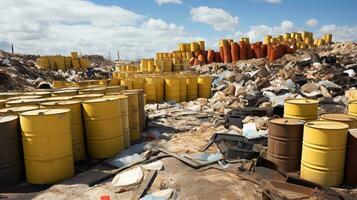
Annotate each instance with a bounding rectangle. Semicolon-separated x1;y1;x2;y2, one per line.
105;86;124;94
109;78;120;86
146;76;164;103
71;52;78;59
64;56;72;69
120;79;133;90
0;99;7;108
141;59;148;72
320;113;357;129
7;95;42;101
72;94;104;101
123;92;140;142
0;106;39;116
82;98;123;159
23;92;51;98
37;56;50;69
284;99;318;120
300;121;348;186
79;58;90;69
186;75;198;101
126;89;145;132
165;76;180;103
78;88;105;95
6;99;46;108
40;101;86;161
46;96;74;102
52;90;78;97
48;56;57;70
148;59;155;72
190;42;199;52
180;76;187;102
198;76;212;98
132;77;144;90
163;59;173;72
52;81;67;89
71;59;80;69
98;79;108;86
0;92;21;100
55;56;66;71
118;95;130;148
199;41;205;51
348;100;357;116
20;109;74;184
144;83;156;103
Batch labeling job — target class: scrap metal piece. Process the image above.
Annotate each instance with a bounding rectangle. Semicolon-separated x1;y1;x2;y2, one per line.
200;133;259;162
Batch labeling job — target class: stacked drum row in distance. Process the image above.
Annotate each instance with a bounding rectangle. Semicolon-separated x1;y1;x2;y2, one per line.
0;88;145;188
37;52;90;70
267;98;357;187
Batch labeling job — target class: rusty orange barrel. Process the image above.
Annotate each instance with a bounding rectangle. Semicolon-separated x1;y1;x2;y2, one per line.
40;101;86;161
300;121;348;186
268;118;304;172
0;115;24;189
320;113;357;129
20;109;74;184
82;98;123;159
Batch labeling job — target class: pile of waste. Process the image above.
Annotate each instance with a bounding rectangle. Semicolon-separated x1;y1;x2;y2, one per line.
0;50;114;92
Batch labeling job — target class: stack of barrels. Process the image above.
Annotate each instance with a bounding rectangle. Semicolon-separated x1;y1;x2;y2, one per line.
0;87;145;187
37;52;90;70
267;98;357;187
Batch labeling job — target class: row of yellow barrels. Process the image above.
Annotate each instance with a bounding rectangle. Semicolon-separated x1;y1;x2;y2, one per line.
263;32;332;46
117;58;190;73
0;90;144;186
267;98;357;187
52;79;121;89
37;55;90;71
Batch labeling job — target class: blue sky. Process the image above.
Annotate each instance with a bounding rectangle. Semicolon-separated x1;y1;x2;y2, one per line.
0;0;356;59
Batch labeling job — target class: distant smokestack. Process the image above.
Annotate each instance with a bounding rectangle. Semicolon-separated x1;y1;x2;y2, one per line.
11;44;14;54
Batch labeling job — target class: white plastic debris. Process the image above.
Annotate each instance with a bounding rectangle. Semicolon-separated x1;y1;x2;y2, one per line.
112;166;143;187
142;160;163;171
242;123;266;139
140;189;174;200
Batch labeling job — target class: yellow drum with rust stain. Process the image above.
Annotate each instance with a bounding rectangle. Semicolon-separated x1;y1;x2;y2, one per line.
123;92;140;142
165;76;180;103
284;99;318;120
320;113;357;129
348;100;357;117
20;109;74;184
6;99;47;108
52;90;78;97
198;76;212;98
120;79;133;90
40;101;86;161
146;76;164;103
72;94;104;101
0;106;39;116
144;83;156;103
82;98;123;159
132;77;144;90
180;76;187;102
186;75;198;101
300;121;348;186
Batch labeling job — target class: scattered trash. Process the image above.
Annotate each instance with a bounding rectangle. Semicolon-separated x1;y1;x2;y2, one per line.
112;166;144;187
142;160;163;171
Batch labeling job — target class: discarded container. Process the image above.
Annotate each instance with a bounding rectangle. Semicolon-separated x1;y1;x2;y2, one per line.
120;79;133;90
123;92;140;142
55;56;66;71
23;91;51;98
0;115;24;189
6;99;47;108
165;76;181;102
320;113;357;129
20;109;74;184
78;88;105;95
0;106;39;116
300;121;348;186
186;75;198;101
7;95;42;101
0;92;21;100
52;90;78;97
46;96;74;102
180;76;187;102
268;118;304;172
284;99;318;120
144;83;156;103
132;77;144;90
105;86;124;94
72;94;104;101
348;101;357;116
40;101;86;161
82;98;123;159
117;95;130;148
198;76;212;98
126;89;145;132
344;129;357;185
37;57;50;69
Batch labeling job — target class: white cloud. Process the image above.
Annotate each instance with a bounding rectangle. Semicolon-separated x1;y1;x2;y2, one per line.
319;24;357;42
155;0;182;6
305;18;318;27
0;0;187;60
261;0;282;4
190;6;239;31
